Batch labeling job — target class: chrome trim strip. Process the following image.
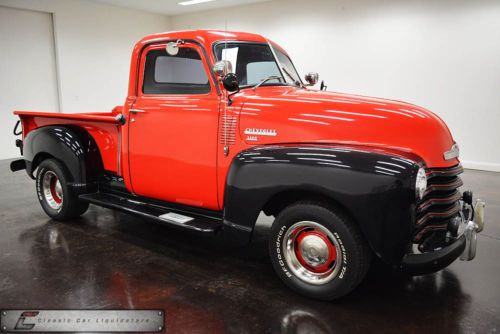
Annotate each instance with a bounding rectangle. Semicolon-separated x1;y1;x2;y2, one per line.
159;212;194;224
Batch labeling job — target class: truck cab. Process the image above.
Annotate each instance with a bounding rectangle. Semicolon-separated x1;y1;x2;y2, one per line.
10;30;485;300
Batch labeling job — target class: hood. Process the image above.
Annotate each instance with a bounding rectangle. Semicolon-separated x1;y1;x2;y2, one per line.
237;87;459;168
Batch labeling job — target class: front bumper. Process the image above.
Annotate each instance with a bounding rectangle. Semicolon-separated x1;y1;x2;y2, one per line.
401;198;485;275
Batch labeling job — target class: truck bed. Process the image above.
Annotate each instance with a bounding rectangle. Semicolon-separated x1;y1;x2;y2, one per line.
15;109;121;173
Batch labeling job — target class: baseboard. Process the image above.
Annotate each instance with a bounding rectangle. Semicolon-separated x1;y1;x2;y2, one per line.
461;161;500;173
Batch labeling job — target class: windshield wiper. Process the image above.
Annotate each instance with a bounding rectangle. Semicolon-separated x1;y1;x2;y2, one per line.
253;75;283;90
282;66;301;87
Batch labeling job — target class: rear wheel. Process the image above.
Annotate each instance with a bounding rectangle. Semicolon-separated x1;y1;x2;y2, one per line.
36;159;89;221
269;201;371;300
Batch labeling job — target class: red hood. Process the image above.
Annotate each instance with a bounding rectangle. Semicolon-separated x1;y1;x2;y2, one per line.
237;86;458;168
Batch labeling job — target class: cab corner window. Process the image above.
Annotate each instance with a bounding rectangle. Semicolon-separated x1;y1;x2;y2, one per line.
143;48;210;95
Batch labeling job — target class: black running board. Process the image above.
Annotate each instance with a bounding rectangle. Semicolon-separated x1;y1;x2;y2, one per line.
79;192;222;233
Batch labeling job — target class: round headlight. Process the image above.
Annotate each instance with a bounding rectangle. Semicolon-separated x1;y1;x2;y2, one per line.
415;167;427;200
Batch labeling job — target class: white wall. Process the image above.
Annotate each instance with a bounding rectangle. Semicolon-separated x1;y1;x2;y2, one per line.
0;0;170;113
172;0;500;171
1;0;499;171
0;7;60;159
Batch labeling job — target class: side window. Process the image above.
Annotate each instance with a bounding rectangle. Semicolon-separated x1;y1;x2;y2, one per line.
143;48;210;95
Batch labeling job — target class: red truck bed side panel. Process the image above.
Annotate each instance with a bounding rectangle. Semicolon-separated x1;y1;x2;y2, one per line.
15;111;120;174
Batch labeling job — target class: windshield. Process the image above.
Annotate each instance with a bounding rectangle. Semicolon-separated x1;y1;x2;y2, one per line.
274;47;302;85
214;42;301;88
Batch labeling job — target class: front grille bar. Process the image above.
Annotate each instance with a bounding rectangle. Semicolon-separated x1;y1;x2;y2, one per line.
418;190;462;212
423;177;463;197
426;164;463;179
413;164;464;243
416;202;461;226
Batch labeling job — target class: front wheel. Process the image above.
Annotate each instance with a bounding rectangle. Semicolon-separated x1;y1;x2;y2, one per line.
36;159;89;221
269;201;371;300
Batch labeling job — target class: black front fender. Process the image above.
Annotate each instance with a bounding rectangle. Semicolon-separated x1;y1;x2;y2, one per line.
223;145;420;264
23;125;103;193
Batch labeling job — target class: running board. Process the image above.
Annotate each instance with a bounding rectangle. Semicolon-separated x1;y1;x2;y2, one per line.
79;192;222;233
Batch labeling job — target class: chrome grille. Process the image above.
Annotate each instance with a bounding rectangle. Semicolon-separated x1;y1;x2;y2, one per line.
413;164;464;242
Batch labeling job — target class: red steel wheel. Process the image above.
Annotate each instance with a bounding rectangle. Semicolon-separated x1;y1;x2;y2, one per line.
283;221;342;285
295;229;337;274
42;170;63;210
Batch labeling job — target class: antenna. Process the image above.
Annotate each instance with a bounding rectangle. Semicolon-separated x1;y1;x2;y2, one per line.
224;20;228;50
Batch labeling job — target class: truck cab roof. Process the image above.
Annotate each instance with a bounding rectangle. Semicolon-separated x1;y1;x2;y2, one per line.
135;29;269;50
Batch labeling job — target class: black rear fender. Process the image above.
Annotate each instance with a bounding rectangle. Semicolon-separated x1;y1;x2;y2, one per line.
22;125;104;193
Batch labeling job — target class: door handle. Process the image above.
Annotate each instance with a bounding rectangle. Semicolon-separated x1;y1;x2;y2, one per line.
129;109;145;114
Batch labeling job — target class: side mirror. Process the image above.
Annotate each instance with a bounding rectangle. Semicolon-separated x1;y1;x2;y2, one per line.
222;73;239;92
166;42;179;56
304;72;319;86
213;60;233;78
166;39;184;56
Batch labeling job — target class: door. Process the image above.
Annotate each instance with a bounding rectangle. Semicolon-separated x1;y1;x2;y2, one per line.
0;6;59;159
128;42;220;210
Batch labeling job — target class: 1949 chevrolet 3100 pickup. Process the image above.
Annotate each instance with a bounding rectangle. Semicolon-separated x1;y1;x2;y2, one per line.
10;30;486;300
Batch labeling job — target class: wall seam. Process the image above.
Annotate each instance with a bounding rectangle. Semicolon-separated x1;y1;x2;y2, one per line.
50;11;63;113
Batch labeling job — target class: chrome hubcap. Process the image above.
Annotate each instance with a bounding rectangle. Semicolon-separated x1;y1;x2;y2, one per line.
42;171;63;210
299;235;329;267
283;221;342;285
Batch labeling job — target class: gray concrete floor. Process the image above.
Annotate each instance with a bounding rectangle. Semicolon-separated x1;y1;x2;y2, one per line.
1;159;499;333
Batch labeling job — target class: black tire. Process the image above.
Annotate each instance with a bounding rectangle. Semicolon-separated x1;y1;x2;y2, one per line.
268;201;371;300
36;159;89;221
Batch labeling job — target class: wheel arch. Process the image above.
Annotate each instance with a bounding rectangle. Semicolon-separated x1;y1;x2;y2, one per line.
23;125;104;193
31;152;56;178
262;189;358;231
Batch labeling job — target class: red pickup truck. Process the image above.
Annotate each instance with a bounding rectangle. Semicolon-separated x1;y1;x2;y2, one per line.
11;30;485;300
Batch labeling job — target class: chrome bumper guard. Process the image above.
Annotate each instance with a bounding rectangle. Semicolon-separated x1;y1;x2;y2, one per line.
460;199;486;261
